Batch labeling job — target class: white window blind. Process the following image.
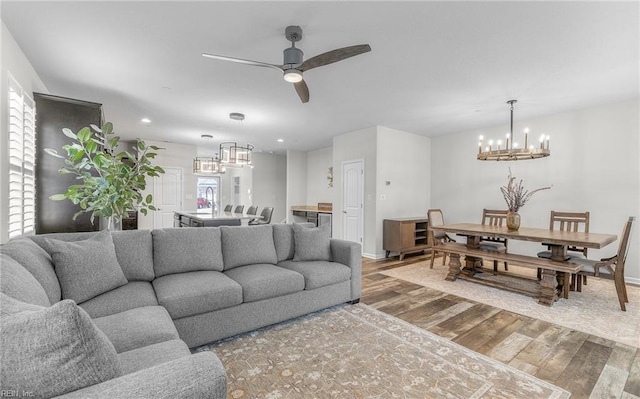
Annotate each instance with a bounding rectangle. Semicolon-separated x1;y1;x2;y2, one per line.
8;75;36;239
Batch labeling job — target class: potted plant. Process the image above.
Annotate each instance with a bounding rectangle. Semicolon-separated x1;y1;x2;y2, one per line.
45;122;164;230
500;169;551;230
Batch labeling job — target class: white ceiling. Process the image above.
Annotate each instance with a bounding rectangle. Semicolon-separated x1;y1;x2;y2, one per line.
2;1;638;155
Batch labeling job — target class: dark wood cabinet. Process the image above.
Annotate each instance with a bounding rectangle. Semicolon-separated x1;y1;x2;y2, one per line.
34;93;103;234
383;217;430;260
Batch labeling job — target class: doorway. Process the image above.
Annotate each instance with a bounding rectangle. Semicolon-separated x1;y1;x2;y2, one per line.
342;159;364;248
197;176;220;212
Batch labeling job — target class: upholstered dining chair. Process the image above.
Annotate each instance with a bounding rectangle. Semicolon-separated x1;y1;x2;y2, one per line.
223;205;233;212
479;209;509;271
233;205;245;214
427;209;455;269
249;207;274;225
571;217;635;311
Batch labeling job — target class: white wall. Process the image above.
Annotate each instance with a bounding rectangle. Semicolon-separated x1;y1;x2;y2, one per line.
285;150;307;223
431;100;640;284
306;146;335;206
333;126;378;255
0;22;49;243
252;152;286;224
375;126;431;257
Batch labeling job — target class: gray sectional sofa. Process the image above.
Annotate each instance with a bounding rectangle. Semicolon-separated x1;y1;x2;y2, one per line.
0;223;362;399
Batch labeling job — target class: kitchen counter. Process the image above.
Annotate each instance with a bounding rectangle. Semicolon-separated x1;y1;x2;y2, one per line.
174;211;257;227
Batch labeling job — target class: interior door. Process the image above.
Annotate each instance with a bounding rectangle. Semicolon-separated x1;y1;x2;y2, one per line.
342;160;364;248
154;167;183;228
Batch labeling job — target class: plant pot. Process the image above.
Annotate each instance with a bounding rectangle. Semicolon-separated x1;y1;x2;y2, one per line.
506;211;521;231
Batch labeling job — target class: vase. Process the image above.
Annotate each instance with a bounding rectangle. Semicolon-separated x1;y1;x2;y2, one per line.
104;216;122;231
506;211;521;231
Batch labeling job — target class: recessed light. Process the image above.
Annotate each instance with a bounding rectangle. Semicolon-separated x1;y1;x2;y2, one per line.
277;138;284;142
141;118;151;124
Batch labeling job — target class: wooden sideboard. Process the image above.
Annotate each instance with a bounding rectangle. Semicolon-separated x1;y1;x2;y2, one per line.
383;217;430;260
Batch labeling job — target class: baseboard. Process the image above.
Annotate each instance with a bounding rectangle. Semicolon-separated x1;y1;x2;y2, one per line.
626;276;640;287
362;252;386;260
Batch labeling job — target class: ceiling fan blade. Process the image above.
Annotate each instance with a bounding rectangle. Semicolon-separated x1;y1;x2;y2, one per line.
294;79;310;103
202;53;283;72
300;44;371;72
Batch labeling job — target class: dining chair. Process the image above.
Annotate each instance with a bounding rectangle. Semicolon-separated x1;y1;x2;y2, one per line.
537;211;590;284
249;207;274;225
223;205;233;212
479;209;509;271
427;209;455;268
246;205;258;216
233;205;245;214
571;217;635;311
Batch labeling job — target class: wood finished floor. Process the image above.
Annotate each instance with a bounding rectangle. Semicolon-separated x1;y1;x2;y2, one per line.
361;253;640;399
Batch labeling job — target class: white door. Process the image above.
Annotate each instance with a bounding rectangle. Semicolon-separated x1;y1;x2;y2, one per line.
154;167;183;228
342;160;364;247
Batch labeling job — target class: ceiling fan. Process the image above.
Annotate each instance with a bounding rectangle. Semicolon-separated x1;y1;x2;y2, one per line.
202;26;371;103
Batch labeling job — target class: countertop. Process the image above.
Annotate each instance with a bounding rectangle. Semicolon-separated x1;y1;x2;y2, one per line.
291;206;333;214
174;210;253;220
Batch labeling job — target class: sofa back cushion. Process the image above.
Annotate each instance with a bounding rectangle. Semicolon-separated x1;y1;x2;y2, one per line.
110;230;155;281
152;227;224;277
0;293;122;398
0;237;61;304
273;223;315;262
0;254;50;307
221;225;277;270
293;223;332;262
40;231;129;304
31;230;155;283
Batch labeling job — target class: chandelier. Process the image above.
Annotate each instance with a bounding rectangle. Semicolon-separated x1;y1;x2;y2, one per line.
477;100;550;161
219;142;254;167
193;156;226;175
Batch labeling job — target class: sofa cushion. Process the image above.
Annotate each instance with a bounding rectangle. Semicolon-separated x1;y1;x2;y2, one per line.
224;264;305;303
79;281;159;319
111;230;155;281
41;230;128;303
273;223;315;262
293;222;332;262
0;254;50;306
1;237;61;304
278;260;352;290
152;228;224;277
92;306;180;353
153;271;243;319
119;339;190;375
221;225;277;270
0;294;122;399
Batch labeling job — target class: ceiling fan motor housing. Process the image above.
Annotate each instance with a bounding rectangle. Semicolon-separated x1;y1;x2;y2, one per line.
283;47;303;65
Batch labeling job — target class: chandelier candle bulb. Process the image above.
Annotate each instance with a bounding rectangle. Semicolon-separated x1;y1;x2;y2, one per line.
524;129;528;149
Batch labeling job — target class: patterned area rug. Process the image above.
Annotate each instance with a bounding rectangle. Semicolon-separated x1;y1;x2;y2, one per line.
194;304;570;399
381;261;640;348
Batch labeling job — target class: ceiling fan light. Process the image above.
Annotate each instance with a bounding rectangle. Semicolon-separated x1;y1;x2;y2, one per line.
283;69;303;83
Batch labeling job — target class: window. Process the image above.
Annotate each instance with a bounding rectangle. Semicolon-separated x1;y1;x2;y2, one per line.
8;75;36;238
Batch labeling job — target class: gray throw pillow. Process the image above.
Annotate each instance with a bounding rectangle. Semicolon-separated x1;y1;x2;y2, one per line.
0;293;122;398
42;230;128;303
293;223;332;262
220;225;278;270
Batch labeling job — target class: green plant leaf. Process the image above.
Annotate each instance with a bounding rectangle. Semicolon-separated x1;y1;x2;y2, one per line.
108;136;120;148
62;128;77;140
49;194;67;201
90;124;102;133
85;140;98;154
77;127;92;143
102;122;113;135
44;148;64;158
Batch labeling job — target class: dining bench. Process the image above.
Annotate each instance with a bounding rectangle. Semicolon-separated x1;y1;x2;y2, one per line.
435;242;582;304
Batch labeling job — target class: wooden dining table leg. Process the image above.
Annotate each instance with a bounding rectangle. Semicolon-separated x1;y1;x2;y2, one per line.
539;269;560;306
445;252;462;281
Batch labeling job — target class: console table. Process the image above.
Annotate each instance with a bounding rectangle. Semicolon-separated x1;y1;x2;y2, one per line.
383;217;430;260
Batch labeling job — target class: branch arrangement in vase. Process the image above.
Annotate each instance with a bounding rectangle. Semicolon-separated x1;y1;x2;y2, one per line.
46;122;164;227
500;168;551;213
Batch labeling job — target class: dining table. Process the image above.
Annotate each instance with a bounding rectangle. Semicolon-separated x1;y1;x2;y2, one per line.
429;223;618;306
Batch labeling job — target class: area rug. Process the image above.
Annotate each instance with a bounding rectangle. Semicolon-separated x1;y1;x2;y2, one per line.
381;261;640;348
194;304;570;399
